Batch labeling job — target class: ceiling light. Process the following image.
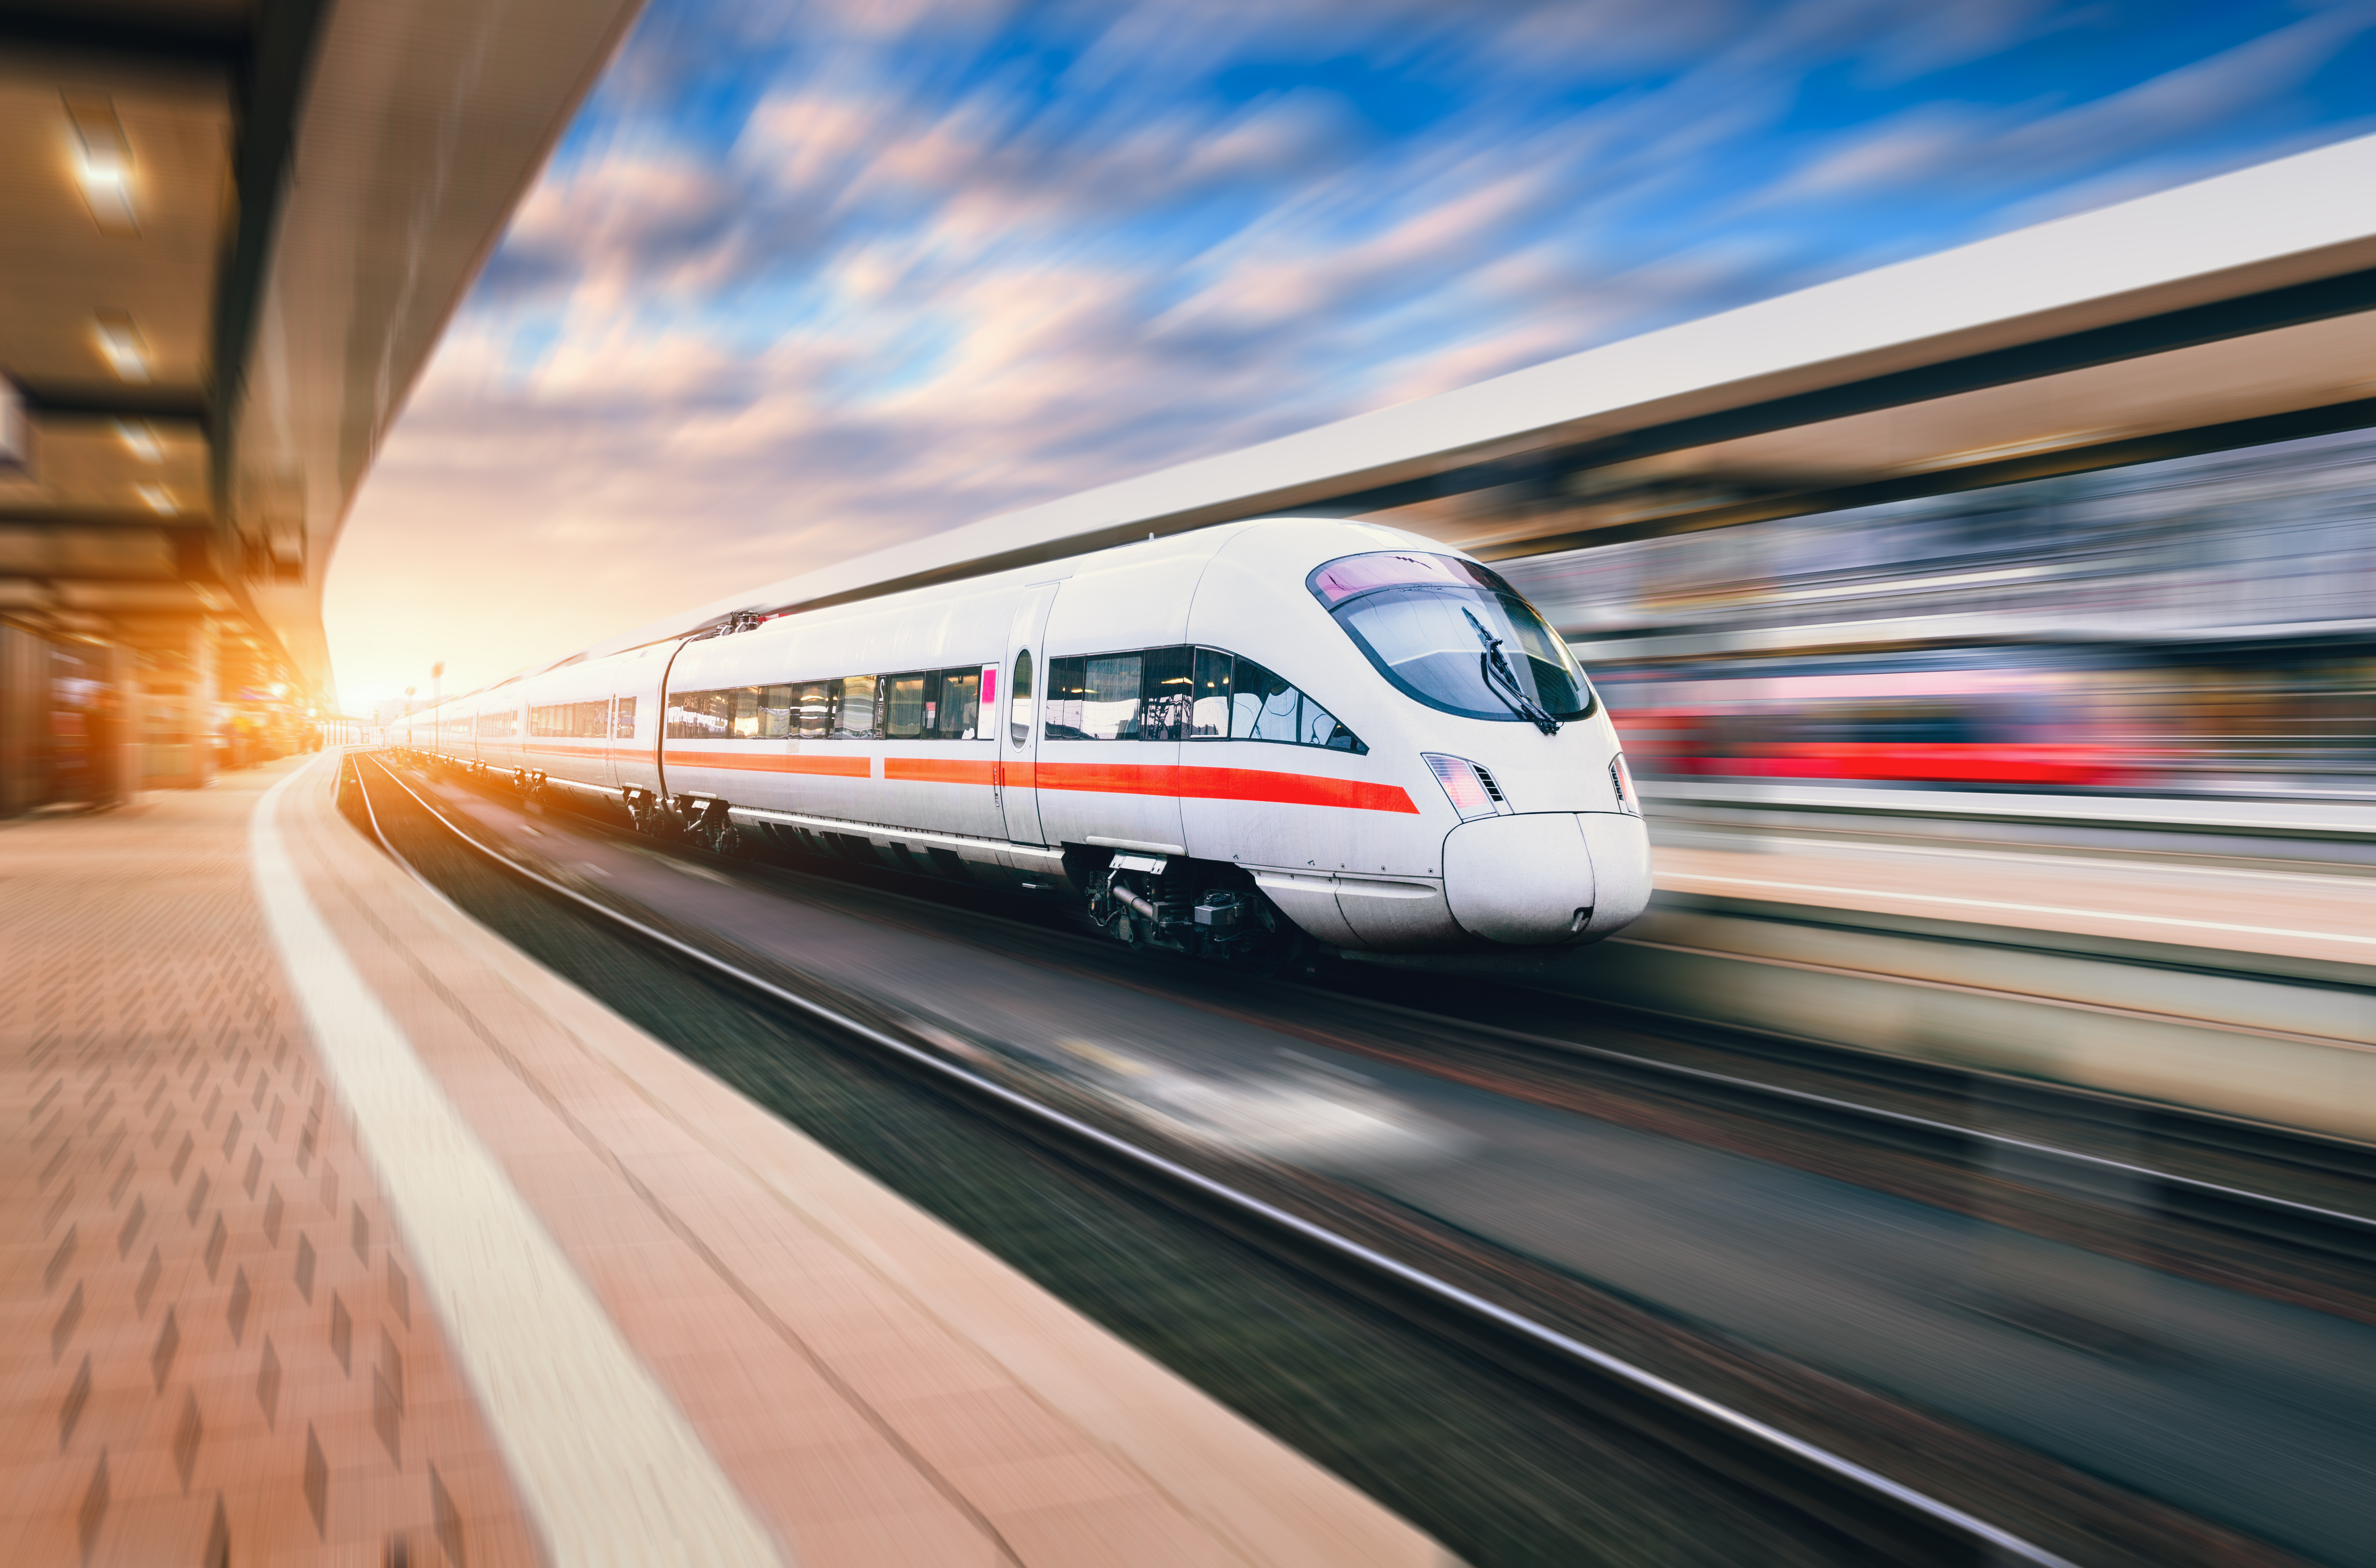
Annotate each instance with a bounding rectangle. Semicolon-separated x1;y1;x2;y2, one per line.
64;94;136;234
95;311;149;381
115;419;162;462
135;482;177;515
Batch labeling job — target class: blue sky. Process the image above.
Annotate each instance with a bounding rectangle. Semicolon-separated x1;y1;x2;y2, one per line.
327;0;2376;703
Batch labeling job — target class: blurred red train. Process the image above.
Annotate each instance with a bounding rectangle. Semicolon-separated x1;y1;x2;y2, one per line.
1596;658;2144;790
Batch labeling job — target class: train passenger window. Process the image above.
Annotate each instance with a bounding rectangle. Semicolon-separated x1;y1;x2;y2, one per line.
1300;697;1361;752
935;669;980;739
614;696;636;739
884;673;927;738
1082;654;1142;739
1210;656;1368;754
667;692;731;739
761;685;794;739
1043;657;1086;739
1009;651;1033;745
1190;648;1230;737
1230;660;1300;743
728;687;760;740
835;676;877;738
1140;647;1193;741
793;681;831;738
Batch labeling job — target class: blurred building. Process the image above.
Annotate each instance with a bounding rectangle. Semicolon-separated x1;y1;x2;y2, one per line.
1500;428;2376;798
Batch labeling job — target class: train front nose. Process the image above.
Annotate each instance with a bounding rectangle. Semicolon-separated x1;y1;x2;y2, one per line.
1442;812;1653;945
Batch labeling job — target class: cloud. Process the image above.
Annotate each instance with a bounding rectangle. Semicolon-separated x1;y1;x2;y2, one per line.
327;0;2376;705
1768;6;2373;210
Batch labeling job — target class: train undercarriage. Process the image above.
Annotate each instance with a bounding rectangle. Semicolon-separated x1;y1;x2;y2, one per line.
408;752;1311;973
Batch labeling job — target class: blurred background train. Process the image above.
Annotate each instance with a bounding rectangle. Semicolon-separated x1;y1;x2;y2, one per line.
1488;426;2376;800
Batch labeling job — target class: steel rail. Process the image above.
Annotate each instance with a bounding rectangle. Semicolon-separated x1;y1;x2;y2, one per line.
347;751;2074;1568
385;748;2376;1237
1337;987;2376;1237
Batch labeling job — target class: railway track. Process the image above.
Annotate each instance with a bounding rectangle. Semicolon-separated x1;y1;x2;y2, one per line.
344;748;2362;1567
418;748;2376;1317
1256;976;2376;1321
1341;954;2376;1228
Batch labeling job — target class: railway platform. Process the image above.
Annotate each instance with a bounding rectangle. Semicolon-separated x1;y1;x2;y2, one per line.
1646;780;2376;969
1;753;1450;1567
1491;782;2376;1145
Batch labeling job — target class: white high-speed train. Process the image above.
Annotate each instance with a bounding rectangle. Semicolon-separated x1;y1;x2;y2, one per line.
400;517;1651;963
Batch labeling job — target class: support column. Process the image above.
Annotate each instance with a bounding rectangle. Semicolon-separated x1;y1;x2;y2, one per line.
0;620;40;816
107;639;140;805
117;615;217;791
190;617;218;788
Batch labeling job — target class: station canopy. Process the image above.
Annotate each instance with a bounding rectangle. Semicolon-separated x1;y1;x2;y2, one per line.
0;0;642;699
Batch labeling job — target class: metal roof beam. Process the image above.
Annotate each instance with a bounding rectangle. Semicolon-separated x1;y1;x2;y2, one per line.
1472;392;2376;558
17;384;211;425
0;507;215;530
209;0;332;521
0;6;249;73
1316;265;2376;521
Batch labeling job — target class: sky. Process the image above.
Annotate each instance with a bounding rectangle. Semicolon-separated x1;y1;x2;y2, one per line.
323;0;2376;710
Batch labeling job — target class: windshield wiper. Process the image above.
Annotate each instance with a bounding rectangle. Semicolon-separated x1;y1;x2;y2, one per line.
1462;608;1561;734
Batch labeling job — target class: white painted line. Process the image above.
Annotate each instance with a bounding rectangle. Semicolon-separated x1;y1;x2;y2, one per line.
1661;871;2376;948
252;759;785;1568
1720;838;2376;892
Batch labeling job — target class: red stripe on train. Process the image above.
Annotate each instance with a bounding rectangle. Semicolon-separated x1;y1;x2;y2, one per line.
1030;762;1419;814
666;750;872;777
673;753;1418;813
885;757;996;785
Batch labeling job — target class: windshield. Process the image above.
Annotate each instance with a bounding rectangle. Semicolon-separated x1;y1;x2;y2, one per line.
1309;551;1595;724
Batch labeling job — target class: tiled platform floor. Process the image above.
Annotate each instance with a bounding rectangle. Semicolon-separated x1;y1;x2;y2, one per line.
6;753;1452;1568
1;766;538;1567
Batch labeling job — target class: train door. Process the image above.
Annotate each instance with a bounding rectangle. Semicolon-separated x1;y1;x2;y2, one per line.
999;582;1060;845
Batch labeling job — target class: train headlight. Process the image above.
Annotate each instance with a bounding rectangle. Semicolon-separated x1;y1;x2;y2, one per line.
1610;753;1638;814
1423;753;1511;820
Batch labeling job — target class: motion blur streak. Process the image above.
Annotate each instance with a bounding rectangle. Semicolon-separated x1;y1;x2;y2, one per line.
1501;427;2376;799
